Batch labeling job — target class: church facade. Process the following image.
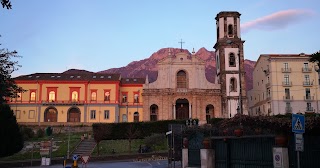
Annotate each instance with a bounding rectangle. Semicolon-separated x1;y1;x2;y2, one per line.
9;11;248;125
142;11;248;123
142;50;222;124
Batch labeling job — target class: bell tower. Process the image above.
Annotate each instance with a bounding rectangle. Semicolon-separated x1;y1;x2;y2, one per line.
214;11;248;117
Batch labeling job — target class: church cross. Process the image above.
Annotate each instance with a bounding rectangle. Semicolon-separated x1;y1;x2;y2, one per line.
178;39;185;51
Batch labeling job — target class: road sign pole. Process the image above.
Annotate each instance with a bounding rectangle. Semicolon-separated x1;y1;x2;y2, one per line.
297;151;300;168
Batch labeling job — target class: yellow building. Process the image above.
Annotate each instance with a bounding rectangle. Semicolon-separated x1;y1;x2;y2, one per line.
10;11;251;125
9;70;144;125
248;53;320;116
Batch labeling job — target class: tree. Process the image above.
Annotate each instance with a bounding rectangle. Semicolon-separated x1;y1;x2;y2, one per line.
309;51;320;67
0;103;23;157
309;51;320;86
93;124;113;156
1;0;12;9
0;39;24;104
125;123;140;153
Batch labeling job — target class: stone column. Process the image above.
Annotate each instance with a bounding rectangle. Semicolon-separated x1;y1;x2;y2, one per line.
173;104;176;119
182;148;188;168
189;103;192;118
201;149;215;168
273;147;289;168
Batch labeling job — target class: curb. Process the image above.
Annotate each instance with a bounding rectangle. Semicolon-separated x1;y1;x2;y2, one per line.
133;156;168;162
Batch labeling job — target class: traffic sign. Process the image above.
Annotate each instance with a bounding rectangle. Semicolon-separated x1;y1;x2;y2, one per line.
295;133;304;152
273;152;282;168
81;155;90;164
292;114;305;133
72;155;79;161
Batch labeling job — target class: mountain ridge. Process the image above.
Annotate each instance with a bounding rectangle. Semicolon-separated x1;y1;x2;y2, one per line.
99;47;256;91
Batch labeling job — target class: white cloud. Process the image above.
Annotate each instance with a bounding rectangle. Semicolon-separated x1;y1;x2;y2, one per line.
241;9;315;33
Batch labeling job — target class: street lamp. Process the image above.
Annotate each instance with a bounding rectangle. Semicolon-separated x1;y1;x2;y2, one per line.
135;90;140;113
67;125;70;159
227;40;243;115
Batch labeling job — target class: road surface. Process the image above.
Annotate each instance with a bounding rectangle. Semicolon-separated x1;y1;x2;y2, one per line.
18;160;182;168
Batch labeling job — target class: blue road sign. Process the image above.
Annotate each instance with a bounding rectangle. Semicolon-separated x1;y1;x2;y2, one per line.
292;114;305;133
72;155;79;161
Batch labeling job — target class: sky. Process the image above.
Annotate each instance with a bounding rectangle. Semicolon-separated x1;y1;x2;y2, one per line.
1;0;319;77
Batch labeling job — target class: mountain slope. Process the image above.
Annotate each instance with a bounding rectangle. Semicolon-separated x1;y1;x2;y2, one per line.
99;47;256;91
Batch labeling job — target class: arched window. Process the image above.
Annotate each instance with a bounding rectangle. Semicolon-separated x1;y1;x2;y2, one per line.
177;70;187;88
49;91;55;102
134;112;139;122
150;104;158;121
230;78;237;92
30;92;36;101
134;94;139;103
91;92;97;101
228;24;233;36
229;53;236;67
104;92;110;101
72;91;78;101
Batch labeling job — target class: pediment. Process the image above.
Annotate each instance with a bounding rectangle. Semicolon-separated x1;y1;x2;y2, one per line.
158;52;206;65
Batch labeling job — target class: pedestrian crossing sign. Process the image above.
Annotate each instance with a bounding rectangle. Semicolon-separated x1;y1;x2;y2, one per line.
292;114;305;133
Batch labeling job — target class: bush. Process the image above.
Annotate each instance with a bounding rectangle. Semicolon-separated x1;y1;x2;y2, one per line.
0;104;24;157
93;119;186;140
36;128;45;138
20;126;35;141
144;133;166;152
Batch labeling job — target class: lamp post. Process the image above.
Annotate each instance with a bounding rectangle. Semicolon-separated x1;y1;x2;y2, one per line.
126;101;128;122
135;90;140;113
67;125;70;159
227;40;243;115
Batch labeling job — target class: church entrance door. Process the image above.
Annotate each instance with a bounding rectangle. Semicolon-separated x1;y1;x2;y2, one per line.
176;98;189;120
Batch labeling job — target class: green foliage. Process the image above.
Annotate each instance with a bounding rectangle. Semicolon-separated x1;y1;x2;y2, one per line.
309;51;320;65
1;0;12;9
45;127;53;136
0;104;23;157
20;126;35;140
92;119;185;140
0;39;25;104
0;132;84;161
208;117;225;125
36;128;45;138
144;134;166;151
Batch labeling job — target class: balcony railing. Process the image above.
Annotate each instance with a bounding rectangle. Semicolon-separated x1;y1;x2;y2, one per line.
306;107;314;112
42;100;85;105
281;68;291;73
285;107;292;113
283;96;293;101
303;81;313;86
302;67;312;73
176;88;189;93
282;82;292;87
304;96;314;101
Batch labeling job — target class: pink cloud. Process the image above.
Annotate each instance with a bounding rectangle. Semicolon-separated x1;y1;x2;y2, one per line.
241;9;315;33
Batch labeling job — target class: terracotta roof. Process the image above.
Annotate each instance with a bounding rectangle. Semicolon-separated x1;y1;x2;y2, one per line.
14;72;121;81
120;78;145;84
260;53;310;58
